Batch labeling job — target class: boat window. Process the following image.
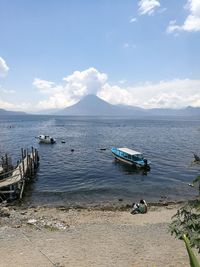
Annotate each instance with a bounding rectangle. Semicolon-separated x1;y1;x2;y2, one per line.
128;154;131;159
132;155;143;161
137;154;143;159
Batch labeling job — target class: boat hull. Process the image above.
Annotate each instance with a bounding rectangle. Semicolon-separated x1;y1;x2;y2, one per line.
39;139;55;144
111;150;150;170
37;135;56;144
112;153;142;168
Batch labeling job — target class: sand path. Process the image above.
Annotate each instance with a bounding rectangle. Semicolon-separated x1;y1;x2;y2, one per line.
0;204;199;267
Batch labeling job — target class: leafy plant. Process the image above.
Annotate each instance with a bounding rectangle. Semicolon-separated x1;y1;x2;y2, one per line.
183;234;200;267
169;159;200;266
169;199;200;253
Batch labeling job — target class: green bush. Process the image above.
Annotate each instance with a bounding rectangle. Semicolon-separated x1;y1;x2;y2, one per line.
169;199;200;253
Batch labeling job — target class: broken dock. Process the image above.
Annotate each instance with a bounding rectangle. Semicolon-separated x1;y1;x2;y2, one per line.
0;147;39;202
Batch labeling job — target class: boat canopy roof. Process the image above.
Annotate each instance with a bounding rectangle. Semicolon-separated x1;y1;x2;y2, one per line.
118;147;142;156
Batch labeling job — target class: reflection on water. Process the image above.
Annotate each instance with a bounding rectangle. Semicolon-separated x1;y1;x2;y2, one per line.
112;160;148;176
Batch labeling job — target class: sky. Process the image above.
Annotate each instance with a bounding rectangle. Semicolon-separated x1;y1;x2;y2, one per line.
0;0;200;111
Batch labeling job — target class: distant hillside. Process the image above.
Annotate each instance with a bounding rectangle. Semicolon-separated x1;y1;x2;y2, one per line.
148;106;200;116
56;94;146;116
0;108;26;115
32;108;60;115
35;94;200;116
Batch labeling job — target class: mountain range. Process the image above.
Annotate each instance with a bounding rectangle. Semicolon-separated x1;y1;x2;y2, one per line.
55;94;200;116
0;108;26;115
55;94;144;116
1;95;200;116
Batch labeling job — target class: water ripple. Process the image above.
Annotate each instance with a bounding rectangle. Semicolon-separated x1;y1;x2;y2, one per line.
0;115;199;205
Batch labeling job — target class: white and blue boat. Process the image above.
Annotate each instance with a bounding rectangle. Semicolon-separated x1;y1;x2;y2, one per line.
111;147;150;170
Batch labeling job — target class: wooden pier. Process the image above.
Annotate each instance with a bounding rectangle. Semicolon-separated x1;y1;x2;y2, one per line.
0;147;39;202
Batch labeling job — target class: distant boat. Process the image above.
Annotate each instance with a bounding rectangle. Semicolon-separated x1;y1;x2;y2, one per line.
111;147;150;170
37;135;56;144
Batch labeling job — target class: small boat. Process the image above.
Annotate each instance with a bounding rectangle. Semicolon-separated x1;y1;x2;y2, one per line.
37;135;56;144
111;147;150;170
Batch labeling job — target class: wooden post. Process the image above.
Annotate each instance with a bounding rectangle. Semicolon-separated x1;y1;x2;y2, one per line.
31;157;34;176
26;149;28;177
1;156;4;179
35;149;37;167
20;180;25;199
5;154;8;173
9;185;13;200
32;146;35;164
28;155;31;178
34;148;39;168
22;158;25;177
21;148;24;160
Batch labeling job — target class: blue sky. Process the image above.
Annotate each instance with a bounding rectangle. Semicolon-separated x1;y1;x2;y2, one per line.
0;0;200;111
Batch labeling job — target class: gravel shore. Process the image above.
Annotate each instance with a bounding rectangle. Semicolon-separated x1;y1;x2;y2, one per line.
0;203;199;267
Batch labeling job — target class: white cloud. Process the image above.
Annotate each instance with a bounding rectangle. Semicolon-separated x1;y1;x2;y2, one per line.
0;87;15;94
0;57;32;112
166;20;180;33
0;57;9;77
130;17;137;23
123;43;136;49
33;78;55;90
33;78;74;110
63;67;107;98
118;80;127;84
2;68;199;111
33;78;57;94
34;68;108;110
98;78;200;109
36;93;72;110
0;99;15;110
123;43;130;48
33;67;200;110
138;0;160;15
167;0;200;33
0;97;31;111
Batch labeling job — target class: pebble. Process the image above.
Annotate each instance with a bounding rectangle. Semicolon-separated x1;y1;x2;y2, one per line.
27;219;37;225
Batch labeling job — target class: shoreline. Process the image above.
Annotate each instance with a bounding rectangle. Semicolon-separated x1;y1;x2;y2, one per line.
1;201;200;266
7;198;188;211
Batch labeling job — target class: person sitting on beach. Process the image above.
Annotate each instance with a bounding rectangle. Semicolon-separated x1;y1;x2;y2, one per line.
131;199;147;214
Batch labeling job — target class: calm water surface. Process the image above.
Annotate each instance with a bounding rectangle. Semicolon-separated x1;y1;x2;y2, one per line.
0;115;200;207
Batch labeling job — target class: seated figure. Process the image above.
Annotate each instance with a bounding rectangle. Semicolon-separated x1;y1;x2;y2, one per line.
131;199;147;214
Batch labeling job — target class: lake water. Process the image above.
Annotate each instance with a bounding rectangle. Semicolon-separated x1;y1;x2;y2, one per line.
0;115;200;207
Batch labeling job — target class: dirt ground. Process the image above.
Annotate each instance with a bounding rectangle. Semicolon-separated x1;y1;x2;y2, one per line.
0;204;199;267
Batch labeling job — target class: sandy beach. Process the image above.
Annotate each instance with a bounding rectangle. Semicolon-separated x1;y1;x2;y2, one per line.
0;203;199;267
